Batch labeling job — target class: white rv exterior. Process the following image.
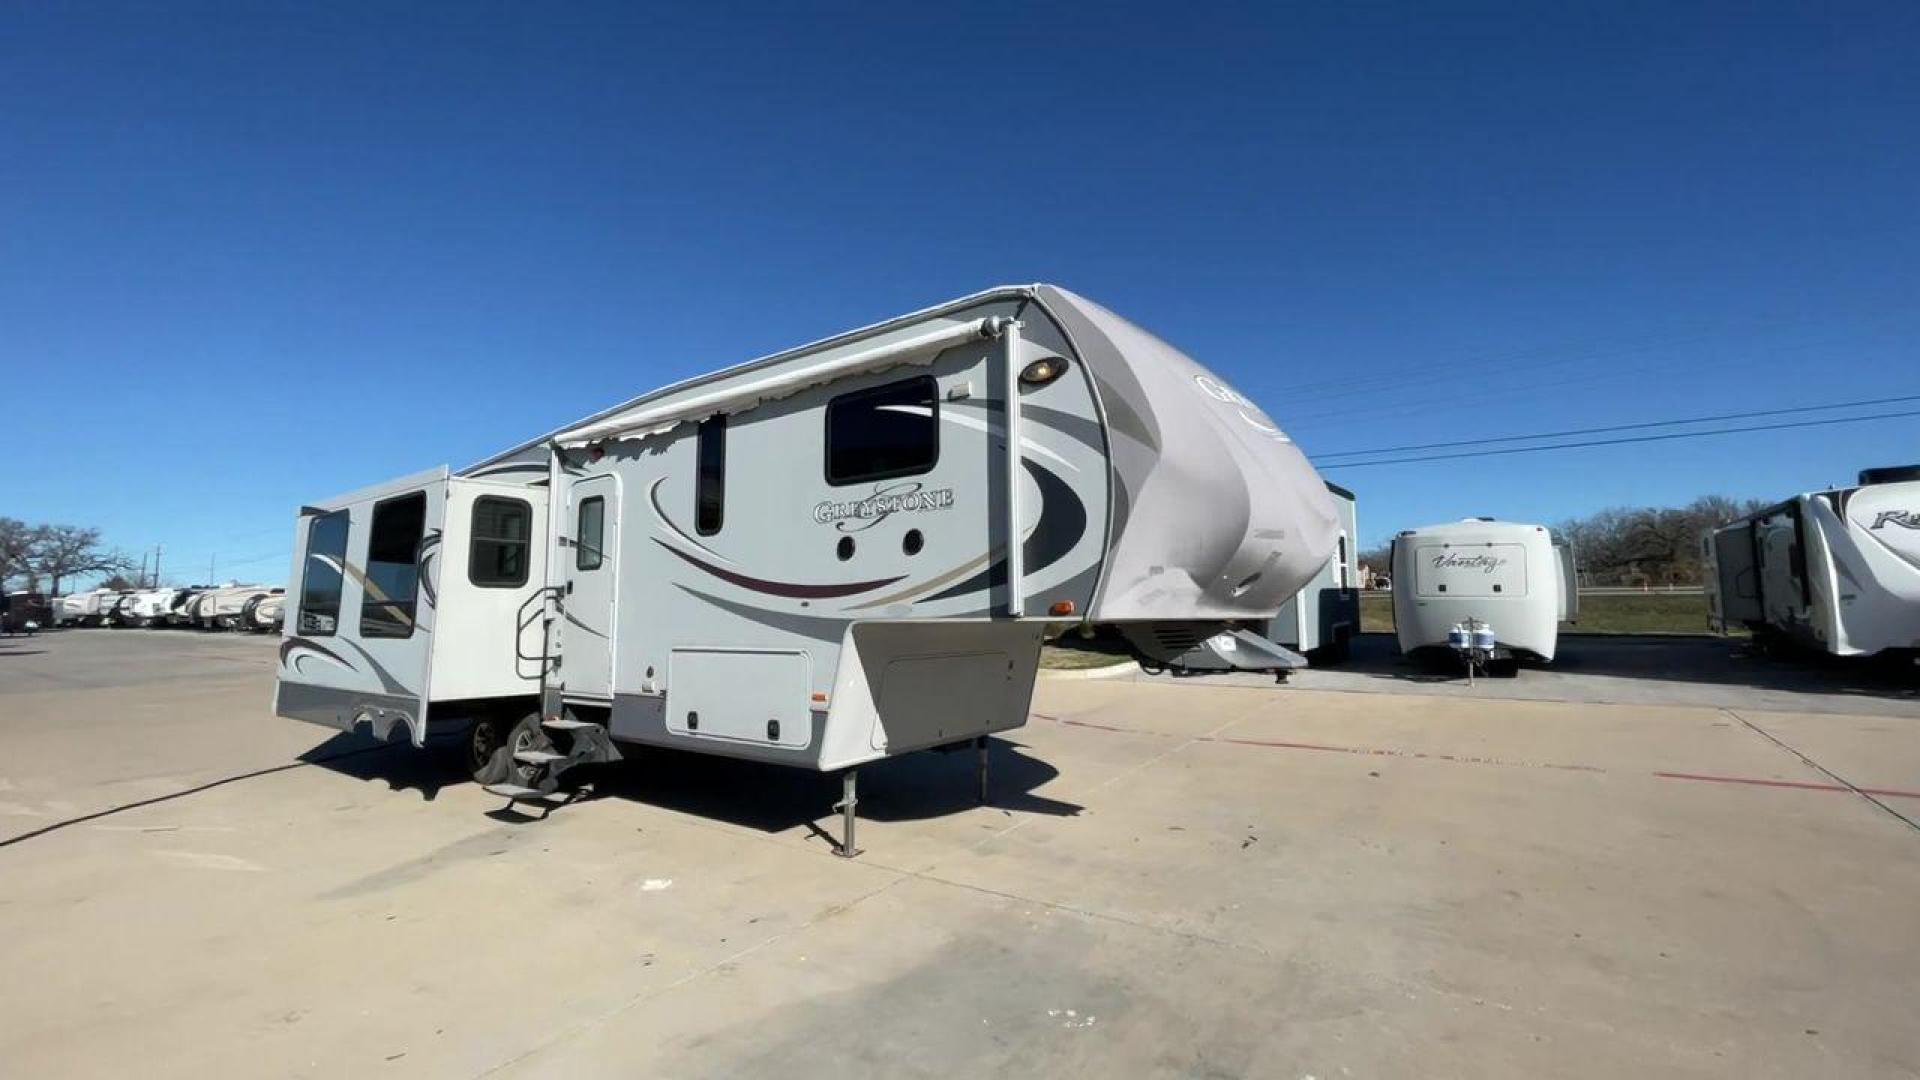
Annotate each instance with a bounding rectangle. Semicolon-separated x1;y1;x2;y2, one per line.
1704;466;1920;658
122;588;183;627
1120;481;1360;673
274;284;1340;816
251;593;285;632
55;588;118;626
1390;519;1576;663
1270;482;1361;659
205;585;276;629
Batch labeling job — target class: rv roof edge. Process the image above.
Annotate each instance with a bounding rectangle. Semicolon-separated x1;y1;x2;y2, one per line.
465;284;1045;473
307;464;451;511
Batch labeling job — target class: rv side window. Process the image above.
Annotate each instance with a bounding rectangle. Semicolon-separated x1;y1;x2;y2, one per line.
825;376;938;486
696;416;725;536
469;496;532;588
298;510;350;637
577;496;605;571
361;492;427;639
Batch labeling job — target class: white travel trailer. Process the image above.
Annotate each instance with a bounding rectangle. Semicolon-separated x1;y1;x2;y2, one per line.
165;587;209;625
122;588;183;627
55;588;119;627
200;584;275;629
274;284;1340;850
1122;481;1361;673
1390;518;1577;671
250;592;285;632
1704;465;1920;658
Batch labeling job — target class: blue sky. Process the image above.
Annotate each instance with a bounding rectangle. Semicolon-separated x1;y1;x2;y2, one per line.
3;1;1915;585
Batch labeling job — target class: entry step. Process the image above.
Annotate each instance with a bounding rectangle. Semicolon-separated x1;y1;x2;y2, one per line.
541;716;597;731
483;783;560;802
512;749;568;766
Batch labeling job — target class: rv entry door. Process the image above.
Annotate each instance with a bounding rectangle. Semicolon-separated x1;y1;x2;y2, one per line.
562;474;619;699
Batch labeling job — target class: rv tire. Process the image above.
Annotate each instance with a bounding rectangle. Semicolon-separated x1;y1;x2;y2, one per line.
466;715;512;785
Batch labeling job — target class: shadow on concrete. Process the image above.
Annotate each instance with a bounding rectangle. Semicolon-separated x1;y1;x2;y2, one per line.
1326;632;1920;703
300;726;1080;833
585;736;1078;835
297;730;455;802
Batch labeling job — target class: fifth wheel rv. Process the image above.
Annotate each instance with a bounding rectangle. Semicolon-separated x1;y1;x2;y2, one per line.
1704;465;1920;658
1391;518;1577;672
274;284;1340;852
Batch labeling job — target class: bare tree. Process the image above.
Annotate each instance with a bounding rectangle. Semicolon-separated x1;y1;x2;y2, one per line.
0;517;34;588
29;525;132;596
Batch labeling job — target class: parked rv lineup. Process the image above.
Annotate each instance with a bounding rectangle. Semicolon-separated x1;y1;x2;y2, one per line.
43;583;283;633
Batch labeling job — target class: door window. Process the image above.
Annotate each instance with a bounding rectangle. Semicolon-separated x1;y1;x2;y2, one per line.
298;510;349;636
361;492;427;639
576;495;605;571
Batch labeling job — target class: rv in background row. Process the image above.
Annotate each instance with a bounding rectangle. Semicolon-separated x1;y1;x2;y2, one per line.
1705;465;1920;659
1390;518;1577;675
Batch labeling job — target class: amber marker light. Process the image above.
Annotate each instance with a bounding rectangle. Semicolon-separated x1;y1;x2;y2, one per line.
1019;356;1068;387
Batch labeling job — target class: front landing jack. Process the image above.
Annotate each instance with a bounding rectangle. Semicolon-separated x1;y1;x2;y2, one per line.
832;769;860;858
976;735;990;804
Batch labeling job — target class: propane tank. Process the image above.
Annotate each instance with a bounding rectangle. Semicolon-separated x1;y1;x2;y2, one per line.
1471;625;1497;652
1447;623;1469;650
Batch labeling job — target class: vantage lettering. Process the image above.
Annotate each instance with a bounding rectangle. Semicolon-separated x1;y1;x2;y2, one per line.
814;481;955;532
1431;552;1508;574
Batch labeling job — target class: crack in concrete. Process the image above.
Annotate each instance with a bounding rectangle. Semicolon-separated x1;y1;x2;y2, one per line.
1722;708;1920;835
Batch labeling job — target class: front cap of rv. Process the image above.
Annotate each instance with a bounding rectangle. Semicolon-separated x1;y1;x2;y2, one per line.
1038;287;1340;622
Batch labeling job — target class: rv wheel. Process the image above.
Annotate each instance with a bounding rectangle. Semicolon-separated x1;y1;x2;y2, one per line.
466;716;511;784
505;712;557;787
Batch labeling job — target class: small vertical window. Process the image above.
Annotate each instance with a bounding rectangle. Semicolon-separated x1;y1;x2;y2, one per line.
469;496;532;587
825;376;938;485
696;416;725;536
361;492;427;639
298;510;350;636
576;496;605;571
1337;535;1351;592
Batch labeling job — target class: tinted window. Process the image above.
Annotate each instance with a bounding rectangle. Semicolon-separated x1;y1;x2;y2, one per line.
576;496;605;571
825;376;937;485
361;492;426;639
469;496;532;588
298;510;349;636
696;416;725;535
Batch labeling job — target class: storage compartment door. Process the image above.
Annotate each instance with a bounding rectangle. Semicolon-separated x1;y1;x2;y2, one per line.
667;648;813;749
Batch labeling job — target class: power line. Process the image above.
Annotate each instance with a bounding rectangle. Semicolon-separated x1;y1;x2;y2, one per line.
1316;408;1920;470
1310;393;1920;461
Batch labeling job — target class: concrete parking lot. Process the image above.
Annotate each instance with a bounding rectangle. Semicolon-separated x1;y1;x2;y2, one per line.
3;629;1917;1078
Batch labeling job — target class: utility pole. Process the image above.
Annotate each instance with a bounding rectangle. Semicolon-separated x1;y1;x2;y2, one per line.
209;554;216;585
138;552;149;588
154;544;163;588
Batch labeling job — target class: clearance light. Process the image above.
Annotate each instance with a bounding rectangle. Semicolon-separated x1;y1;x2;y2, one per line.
1019;356;1068;387
1048;600;1076;616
